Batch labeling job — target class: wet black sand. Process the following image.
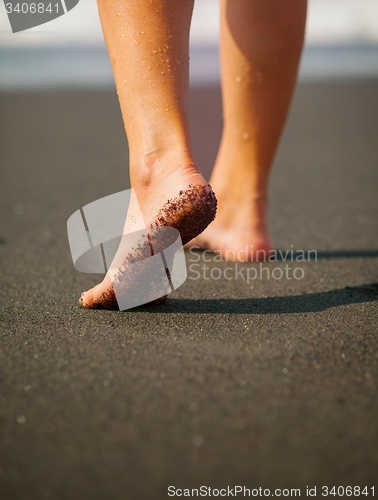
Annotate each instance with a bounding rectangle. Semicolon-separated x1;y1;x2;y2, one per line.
0;82;377;499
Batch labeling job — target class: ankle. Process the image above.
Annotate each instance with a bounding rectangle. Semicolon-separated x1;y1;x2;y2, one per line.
129;147;206;202
211;186;268;230
210;177;267;207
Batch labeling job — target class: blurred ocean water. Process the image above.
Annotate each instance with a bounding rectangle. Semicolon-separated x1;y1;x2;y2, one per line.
1;0;378;89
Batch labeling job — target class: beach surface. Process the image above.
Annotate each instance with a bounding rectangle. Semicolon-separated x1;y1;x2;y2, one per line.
0;82;377;499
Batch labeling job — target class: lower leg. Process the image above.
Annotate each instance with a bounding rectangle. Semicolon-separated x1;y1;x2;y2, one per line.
81;0;216;308
188;0;307;260
97;0;203;221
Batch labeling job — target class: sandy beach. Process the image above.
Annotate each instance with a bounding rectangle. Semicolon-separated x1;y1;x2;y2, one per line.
0;81;377;499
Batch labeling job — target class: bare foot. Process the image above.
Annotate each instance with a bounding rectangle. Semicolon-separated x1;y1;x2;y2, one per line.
80;155;217;309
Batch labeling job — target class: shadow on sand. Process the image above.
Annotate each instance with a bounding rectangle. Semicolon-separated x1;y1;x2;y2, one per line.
294;250;378;260
138;283;378;315
186;249;378;261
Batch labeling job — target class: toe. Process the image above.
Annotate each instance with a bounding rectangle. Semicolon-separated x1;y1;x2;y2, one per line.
79;285;102;308
79;289;94;308
79;291;86;307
